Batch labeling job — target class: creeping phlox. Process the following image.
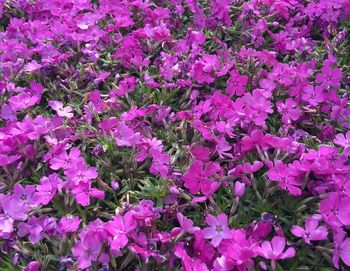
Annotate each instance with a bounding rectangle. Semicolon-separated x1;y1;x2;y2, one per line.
0;0;350;270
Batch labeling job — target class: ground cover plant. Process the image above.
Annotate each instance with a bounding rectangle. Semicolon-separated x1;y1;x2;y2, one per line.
0;0;350;270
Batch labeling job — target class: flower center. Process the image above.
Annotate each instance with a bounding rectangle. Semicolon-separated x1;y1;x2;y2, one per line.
216;225;223;233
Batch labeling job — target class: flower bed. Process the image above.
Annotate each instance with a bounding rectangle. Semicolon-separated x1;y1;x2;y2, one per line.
1;0;350;270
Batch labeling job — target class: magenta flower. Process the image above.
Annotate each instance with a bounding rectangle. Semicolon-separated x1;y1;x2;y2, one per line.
316;64;342;89
9;92;41;111
241;130;270;152
189;55;219;83
49;147;83;170
23;261;40;271
71;182;105;206
131;200;161;226
0;196;27;237
226;70;248;97
301;85;324;106
191;146;211;162
172;213;200;236
332;230;350;268
240;161;264;174
211;0;232;26
202;214;232;247
193;231;216;265
66;163;99;185
233;181;246;198
0;154;21;166
12;183;36;208
23;60;42;73
72;232;107;269
276;98;301;124
93;71;110;84
104;211;137;255
183;160;219;195
257;236;295;260
214;136;233;159
291;217;328;244
334;131;350;156
268;161;302;196
320;192;350;228
17;216;56;244
215;229;257;269
14;115;52;140
0;104;16;121
48;100;74;118
114;122;141;147
57;215;81;234
149;150;170;177
129;236;162;262
112;75;137;96
175;242;209;271
34;174;61;205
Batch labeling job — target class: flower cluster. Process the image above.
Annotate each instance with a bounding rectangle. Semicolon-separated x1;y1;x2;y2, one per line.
1;0;350;270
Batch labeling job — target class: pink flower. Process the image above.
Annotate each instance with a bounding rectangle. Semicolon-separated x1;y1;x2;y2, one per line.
17;216;56;244
267;161;302;196
183;160;219;195
23;261;40;271
71;182;105;206
276;98;301;124
189;55;219;83
202;214;232;247
0;154;21;166
112;76;137;96
211;0;232;26
48;100;74;118
215;229;257;269
320;193;350;228
9;92;41;111
226;70;248;96
301;85;324;106
0;104;16;121
14;115;52;140
34;174;61;205
57;215;81;234
332;230;350;268
291;217;328;244
149;150;170;177
233;181;246;198
175;242;209;271
257;236;295;260
241;130;270;152
334;131;350;156
316;64;342;89
72;232;107;269
172;213;200;236
93;71;110;84
0;196;28;237
240;161;264;174
66;162;98;185
13;184;36;208
193;231;216;265
104;211;137;255
191;146;211;162
49;147;83;170
113;122;141;147
215;136;233;159
23;60;42;73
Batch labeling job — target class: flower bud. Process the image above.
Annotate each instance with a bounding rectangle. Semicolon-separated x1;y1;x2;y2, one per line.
111;180;120;190
234;181;246;198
